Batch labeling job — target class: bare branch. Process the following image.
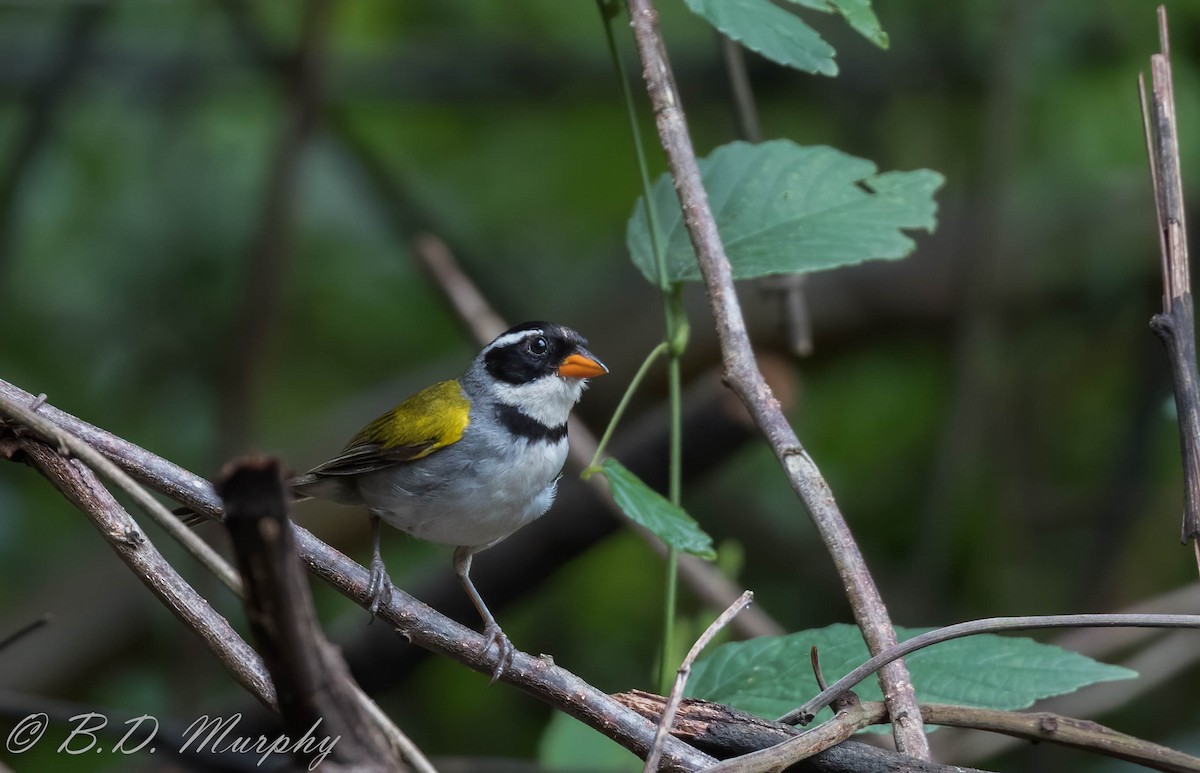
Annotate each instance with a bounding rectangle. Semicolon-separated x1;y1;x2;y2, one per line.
705;701;883;773
623;0;928;757
645;591;753;773
0;389;243;595
1140;5;1200;552
918;703;1200;773
617;691;970;772
622;691;1200;773
717;35;761;145
934;582;1200;765
5;439;277;710
411;233;508;343
0;379;714;771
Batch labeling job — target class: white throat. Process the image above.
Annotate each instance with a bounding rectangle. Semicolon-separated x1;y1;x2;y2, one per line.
490;375;585;428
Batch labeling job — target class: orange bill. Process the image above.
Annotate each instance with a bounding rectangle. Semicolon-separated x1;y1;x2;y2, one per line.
558;352;609;379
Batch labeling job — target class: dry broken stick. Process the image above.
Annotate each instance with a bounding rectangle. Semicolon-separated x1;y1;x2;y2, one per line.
617;691;984;773
644;591;754;773
1139;5;1200;560
217;457;429;773
623;0;929;758
618;691;1200;773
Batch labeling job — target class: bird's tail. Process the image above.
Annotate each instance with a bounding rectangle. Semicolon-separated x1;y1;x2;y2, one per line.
173;506;210;527
172;478;318;527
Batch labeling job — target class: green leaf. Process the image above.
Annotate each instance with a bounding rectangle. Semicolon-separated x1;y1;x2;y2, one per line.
626;140;943;289
826;0;888;48
682;0;837;76
601;458;716;559
538;712;639;771
686;624;1137;724
783;0;889;49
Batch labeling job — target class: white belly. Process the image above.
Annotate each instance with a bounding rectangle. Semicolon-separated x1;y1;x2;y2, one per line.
354;437;568;548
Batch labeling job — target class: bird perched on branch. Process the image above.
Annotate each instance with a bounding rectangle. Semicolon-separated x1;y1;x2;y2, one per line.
288;321;607;680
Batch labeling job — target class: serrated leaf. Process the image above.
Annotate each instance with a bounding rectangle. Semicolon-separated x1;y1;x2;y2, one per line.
826;0;888;48
683;0;837;76
686;624;1137;724
601;458;716;559
782;0;889;49
627;140;943;289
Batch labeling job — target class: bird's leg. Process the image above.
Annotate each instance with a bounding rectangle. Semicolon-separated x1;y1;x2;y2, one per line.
366;514;393;618
453;545;514;683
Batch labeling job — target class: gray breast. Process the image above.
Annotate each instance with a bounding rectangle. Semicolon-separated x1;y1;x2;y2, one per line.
354;403;569;547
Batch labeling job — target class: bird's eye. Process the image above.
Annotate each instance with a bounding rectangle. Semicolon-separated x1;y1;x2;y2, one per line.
528;336;549;356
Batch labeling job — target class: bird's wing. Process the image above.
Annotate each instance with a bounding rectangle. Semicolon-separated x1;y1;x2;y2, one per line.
306;380;471;477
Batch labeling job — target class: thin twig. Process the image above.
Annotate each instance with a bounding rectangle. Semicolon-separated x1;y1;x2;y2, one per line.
293;526;715;770
717;32;813;359
1139;5;1200;557
918;702;1200;773
717;33;813;358
622;688;1200;773
809;646;827;691
934;624;1200;764
623;0;929;757
644;590;753;773
778;613;1200;726
616;691;974;772
410;232;786;638
0;615;51;653
705;701;884;773
0;390;244;595
700;695;1200;773
0;380;714;771
411;233;508;342
10;439;277;710
717;34;761;144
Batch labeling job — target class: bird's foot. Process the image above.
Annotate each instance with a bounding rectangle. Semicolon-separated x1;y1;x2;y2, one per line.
483;623;515;684
366;555;394;620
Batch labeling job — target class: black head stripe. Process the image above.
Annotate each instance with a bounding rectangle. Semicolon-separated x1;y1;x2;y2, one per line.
483;322;588;386
494;403;568;443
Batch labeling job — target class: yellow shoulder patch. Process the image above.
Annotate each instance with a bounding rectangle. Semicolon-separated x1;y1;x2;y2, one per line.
350;380;470;460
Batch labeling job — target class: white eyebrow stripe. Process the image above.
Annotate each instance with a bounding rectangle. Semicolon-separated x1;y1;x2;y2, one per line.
483;328;544;354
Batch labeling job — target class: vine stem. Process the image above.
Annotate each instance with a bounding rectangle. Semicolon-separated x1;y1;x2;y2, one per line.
623;0;931;758
586;341;669;472
598;0;691;694
644;590;753;773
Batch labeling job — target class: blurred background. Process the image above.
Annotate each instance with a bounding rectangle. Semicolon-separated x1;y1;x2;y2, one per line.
1;1;1200;770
